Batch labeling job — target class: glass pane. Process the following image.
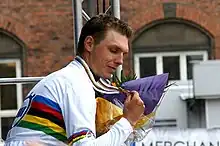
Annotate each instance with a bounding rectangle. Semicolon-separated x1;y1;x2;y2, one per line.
0;62;16;78
1;117;14;140
163;56;180;80
139;57;156;78
0;85;17;110
0;62;17;110
22;83;36;99
187;55;203;79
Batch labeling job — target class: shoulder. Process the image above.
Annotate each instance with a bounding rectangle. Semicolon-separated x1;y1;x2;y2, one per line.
43;60;94;97
28;60;94;102
42;60;87;88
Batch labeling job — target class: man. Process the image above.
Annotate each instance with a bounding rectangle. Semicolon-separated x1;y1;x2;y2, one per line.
4;14;145;146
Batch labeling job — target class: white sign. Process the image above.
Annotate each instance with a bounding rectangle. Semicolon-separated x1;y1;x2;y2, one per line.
135;129;220;146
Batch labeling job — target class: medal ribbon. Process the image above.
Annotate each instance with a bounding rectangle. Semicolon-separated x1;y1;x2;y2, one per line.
75;56;120;94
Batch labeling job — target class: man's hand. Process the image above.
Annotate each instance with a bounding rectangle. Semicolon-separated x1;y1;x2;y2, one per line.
123;91;145;127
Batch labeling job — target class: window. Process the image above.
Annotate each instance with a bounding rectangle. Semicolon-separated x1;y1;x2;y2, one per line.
134;51;208;81
163;56;180;80
0;59;22;140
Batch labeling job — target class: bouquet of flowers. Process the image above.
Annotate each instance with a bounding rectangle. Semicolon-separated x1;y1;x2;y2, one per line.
95;71;170;142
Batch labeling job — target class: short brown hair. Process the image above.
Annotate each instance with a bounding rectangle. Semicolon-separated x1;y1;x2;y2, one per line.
76;14;133;55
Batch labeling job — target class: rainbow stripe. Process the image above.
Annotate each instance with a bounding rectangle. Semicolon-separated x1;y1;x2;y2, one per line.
17;95;67;142
68;129;93;145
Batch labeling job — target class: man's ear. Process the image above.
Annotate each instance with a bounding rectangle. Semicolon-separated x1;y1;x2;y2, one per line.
84;36;94;52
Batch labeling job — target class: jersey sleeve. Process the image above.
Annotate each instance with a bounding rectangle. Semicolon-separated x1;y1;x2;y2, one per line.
71;117;133;146
56;76;133;146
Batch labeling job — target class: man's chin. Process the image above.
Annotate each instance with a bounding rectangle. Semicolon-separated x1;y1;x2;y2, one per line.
101;73;112;79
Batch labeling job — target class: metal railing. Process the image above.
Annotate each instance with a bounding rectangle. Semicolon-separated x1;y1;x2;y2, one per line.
0;77;44;85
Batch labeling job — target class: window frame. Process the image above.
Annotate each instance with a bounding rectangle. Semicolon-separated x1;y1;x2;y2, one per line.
134;51;208;80
0;59;22;139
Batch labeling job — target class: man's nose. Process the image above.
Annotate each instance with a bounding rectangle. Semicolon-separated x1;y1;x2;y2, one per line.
115;54;124;65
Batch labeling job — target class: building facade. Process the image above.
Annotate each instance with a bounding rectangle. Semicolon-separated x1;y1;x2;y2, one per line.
1;0;220;142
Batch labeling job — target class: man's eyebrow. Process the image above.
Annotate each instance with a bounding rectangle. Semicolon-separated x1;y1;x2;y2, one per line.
110;44;128;53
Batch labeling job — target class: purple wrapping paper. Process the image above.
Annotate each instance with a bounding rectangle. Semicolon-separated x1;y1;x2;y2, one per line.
103;73;169;115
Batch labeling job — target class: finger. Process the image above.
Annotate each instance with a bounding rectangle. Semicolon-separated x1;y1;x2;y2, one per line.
128;91;138;100
136;98;144;106
124;93;132;103
134;91;140;98
131;90;139;96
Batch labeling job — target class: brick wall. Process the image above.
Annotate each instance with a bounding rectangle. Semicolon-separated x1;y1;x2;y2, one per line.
1;0;220;76
0;0;74;76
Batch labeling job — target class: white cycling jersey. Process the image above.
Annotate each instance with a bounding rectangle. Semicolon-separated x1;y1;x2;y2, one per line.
5;56;133;146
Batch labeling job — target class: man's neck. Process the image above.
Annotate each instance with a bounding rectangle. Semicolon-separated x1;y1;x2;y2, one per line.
90;68;100;81
79;54;100;81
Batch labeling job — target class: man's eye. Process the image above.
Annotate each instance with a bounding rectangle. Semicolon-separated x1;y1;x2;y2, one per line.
110;49;117;53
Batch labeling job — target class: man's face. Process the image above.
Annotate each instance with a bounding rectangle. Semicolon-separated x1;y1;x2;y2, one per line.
86;30;129;79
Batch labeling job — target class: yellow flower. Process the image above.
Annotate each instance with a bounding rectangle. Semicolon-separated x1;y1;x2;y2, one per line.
111;82;117;87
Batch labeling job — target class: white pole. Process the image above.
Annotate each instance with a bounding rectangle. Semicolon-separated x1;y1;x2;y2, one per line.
72;0;83;55
111;0;122;80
